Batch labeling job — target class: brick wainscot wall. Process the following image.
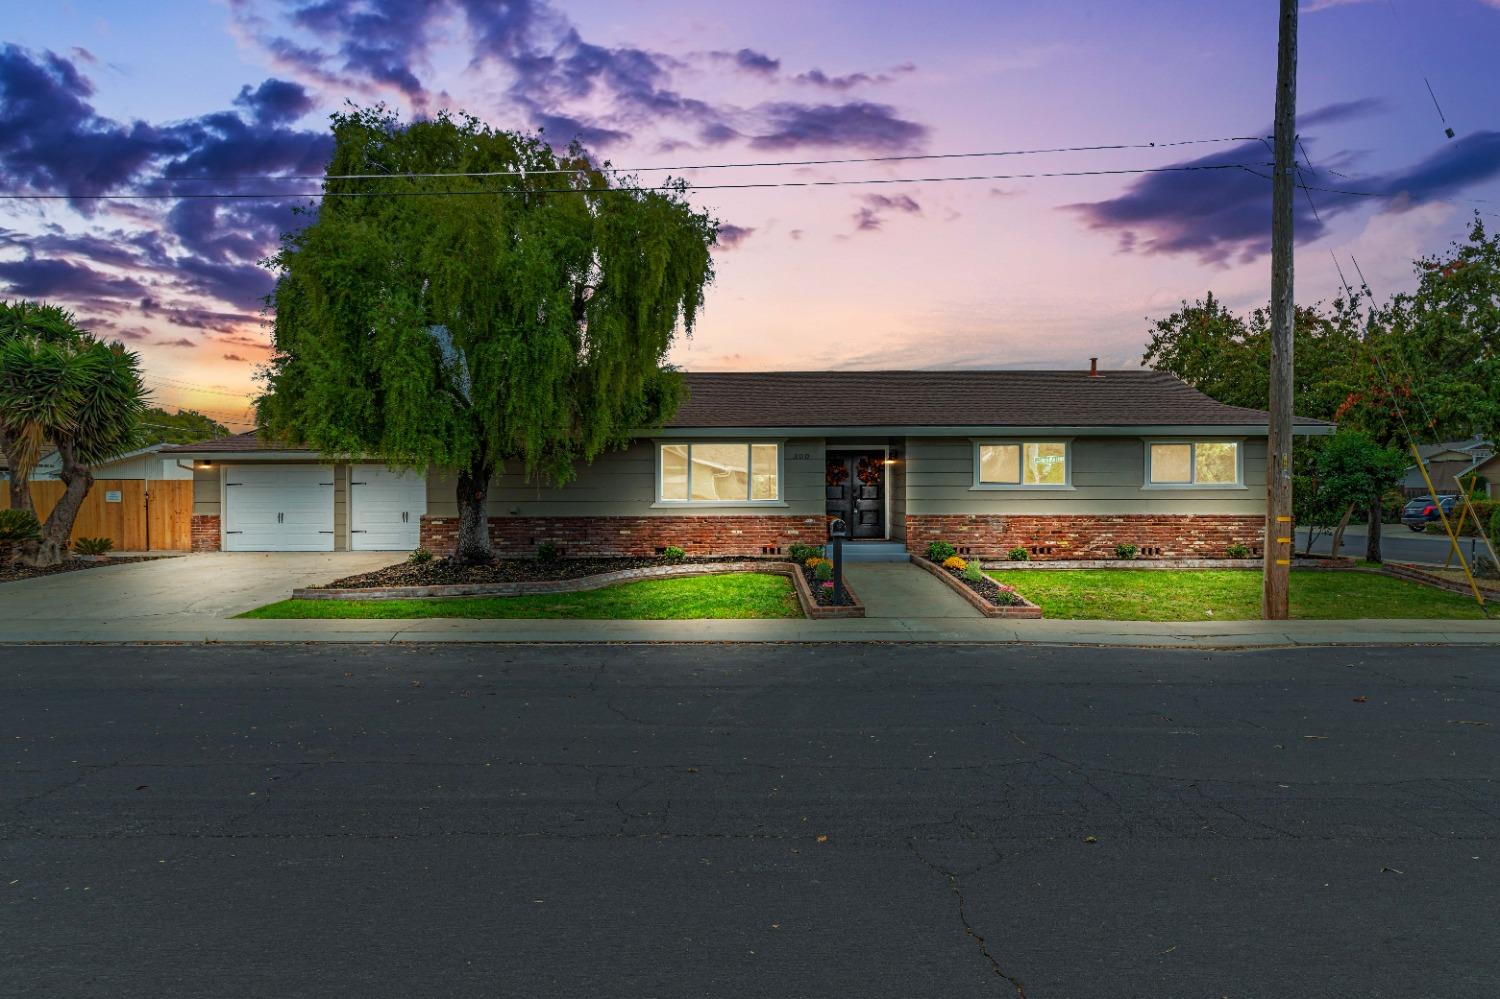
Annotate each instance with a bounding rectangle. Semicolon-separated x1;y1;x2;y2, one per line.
420;515;827;557
190;514;221;552
905;514;1264;559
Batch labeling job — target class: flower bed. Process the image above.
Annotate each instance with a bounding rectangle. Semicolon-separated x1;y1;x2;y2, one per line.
910;554;1043;618
318;553;771;590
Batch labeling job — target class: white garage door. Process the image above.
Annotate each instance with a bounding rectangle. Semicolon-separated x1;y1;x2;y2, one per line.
350;464;427;551
223;465;335;552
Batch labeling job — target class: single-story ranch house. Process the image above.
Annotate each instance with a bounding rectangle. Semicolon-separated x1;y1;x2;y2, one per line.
162;368;1333;558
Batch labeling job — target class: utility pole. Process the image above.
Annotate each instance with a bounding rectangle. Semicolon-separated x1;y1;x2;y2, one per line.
1263;0;1297;620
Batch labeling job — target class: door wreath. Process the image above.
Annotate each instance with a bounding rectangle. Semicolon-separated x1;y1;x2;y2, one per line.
856;456;882;486
825;461;849;486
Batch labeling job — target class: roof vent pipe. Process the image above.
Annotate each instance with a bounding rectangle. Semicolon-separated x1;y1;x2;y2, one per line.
1089;357;1099;377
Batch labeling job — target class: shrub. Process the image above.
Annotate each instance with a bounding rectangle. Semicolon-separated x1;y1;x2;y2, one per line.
926;540;957;562
992;582;1023;606
73;536;114;557
813;559;834;582
804;556;832;571
536;540;561;562
1491;508;1500;544
1225;543;1252;559
787;542;824;564
942;555;967;571
662;545;686;562
0;509;41;545
407;547;433;564
1114;543;1139;561
1424;521;1449;535
1007;546;1030;561
961;561;985;583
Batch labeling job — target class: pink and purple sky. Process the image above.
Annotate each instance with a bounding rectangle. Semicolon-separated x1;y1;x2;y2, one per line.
2;0;1498;430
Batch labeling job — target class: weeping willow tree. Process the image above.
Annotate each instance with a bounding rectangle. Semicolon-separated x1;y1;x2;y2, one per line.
259;108;717;562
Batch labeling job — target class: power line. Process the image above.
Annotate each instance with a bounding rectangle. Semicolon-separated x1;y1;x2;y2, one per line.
79;135;1272;186
0;161;1270;201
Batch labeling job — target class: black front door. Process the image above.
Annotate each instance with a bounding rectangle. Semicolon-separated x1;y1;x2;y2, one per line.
825;451;885;539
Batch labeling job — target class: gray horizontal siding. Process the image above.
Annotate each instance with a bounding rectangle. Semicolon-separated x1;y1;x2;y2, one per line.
427;439;826;518
905;437;1267;515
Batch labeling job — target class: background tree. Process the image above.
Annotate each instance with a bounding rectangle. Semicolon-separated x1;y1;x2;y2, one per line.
1296;430;1407;556
141;408;231;445
259;108;717;562
0;301;146;566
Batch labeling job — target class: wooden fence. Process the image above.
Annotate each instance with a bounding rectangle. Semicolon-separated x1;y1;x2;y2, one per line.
0;478;193;551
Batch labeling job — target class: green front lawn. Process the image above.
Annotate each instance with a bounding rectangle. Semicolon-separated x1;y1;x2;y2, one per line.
241;572;802;620
986;568;1490;621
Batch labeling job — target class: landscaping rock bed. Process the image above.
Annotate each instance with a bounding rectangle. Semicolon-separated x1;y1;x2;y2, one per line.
319;554;770;590
0;554;162;584
910;555;1043;618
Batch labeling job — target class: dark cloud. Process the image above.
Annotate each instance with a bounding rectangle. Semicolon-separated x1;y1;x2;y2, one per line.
852;193;922;231
223;352;250;362
750;102;926;151
714;224;755;250
0;256;150;302
793;64;914;91
1300;97;1388;127
1067;115;1500;265
158;337;199;348
233;78;316;124
289;0;437;105
711;48;780;76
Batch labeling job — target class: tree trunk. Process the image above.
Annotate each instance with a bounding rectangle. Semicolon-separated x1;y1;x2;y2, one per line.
0;429;34;514
1328;503;1355;556
454;458;494;564
21;445;92;567
1365;496;1383;564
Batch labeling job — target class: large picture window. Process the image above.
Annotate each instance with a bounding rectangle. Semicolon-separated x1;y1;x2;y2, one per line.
973;441;1070;488
658;442;781;503
1146;441;1241;486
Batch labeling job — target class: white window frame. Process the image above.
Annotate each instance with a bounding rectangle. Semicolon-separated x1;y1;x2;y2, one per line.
970;439;1074;490
1142;438;1247;489
653;440;787;507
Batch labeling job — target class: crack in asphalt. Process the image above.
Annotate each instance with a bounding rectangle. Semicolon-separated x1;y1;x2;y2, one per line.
908;837;1027;997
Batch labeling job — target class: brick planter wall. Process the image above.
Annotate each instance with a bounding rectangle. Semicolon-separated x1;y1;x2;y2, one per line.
906;513;1263;560
190;514;221;552
419;514;826;558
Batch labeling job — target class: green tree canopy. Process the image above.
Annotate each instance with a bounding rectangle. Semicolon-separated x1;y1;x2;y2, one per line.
0;300;146;566
141;408;231;446
259;107;717;561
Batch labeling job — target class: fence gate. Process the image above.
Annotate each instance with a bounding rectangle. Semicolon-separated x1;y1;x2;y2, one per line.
0;478;192;551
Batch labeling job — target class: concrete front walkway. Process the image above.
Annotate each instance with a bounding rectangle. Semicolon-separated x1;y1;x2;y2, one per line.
0;552;1496;648
842;562;979;618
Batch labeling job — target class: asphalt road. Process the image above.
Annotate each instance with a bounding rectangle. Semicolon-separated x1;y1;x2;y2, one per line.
1297;524;1488;564
4;643;1499;998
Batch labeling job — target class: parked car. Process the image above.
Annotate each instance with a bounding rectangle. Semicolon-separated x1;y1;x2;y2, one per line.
1402;496;1457;531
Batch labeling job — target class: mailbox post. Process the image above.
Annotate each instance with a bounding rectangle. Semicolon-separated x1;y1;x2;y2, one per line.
828;517;848;604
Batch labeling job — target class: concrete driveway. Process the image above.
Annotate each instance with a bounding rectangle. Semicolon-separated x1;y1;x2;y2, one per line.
0;552;394;639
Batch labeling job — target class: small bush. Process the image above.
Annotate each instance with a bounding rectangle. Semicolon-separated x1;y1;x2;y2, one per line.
1490;508;1500;544
1114;543;1139;561
536;540;561;562
1424;521;1449;535
926;540;957;562
73;536;114;557
787;542;824;563
662;545;686;562
992;582;1024;606
813;560;834;582
942;555;967;570
407;547;433;564
1225;543;1251;559
1007;546;1030;562
0;509;41;545
961;561;985;583
804;556;832;571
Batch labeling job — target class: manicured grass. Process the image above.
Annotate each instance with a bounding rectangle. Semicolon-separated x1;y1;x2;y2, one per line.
239;571;802;620
985;568;1490;621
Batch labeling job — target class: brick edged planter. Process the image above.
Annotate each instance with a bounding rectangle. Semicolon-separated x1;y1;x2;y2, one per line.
292;561;865;619
1383;561;1500;600
981;556;1352;571
909;555;1043;619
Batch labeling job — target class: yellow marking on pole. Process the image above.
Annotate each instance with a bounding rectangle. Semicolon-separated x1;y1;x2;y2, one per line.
1411;443;1485;609
1276;536;1292;544
1276;516;1293;523
1275;559;1291;566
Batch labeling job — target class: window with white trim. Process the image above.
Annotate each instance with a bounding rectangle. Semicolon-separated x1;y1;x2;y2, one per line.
974;441;1070;488
1146;441;1241;486
657;442;781;503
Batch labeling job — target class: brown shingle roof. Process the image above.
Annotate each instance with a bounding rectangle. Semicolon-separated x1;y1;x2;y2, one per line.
160;370;1330;451
666;370;1326;429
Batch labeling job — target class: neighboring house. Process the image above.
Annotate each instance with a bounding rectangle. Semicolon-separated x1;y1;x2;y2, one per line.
0;446;58;481
1401;436;1495;498
163;368;1335;557
1463;450;1500;500
14;442;195;482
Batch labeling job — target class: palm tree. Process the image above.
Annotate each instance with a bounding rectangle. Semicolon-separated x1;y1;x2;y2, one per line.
0;301;146;566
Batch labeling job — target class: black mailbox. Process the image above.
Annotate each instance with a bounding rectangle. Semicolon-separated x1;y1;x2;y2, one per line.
827;518;848;603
